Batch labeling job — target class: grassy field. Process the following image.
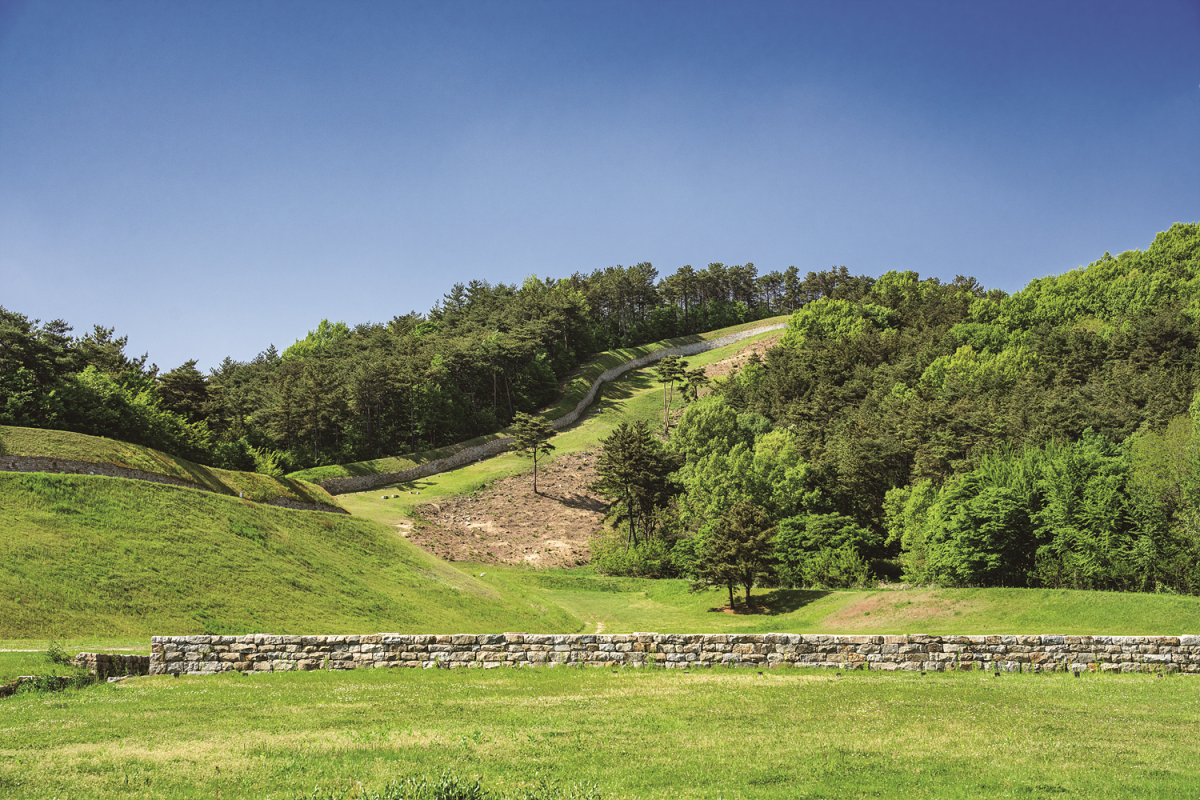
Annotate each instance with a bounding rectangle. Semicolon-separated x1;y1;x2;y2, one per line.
291;318;788;484
338;327;785;525
2;666;1197;799
0;472;578;642
0;425;341;510
471;566;1200;636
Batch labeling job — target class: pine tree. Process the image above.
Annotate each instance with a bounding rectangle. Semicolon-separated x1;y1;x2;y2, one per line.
690;502;777;610
655;355;688;437
592;420;682;549
512;412;556;494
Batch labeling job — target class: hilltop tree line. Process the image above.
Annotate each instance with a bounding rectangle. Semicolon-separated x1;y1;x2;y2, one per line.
591;223;1200;598
1;261;834;473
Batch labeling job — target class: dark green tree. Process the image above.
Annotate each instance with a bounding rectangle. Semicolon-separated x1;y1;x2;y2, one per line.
512;411;556;494
681;367;710;404
157;359;209;423
689;502;777;610
591;420;683;550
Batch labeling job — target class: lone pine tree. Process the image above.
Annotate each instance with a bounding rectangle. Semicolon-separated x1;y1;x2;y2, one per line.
512;412;556;494
591;420;682;550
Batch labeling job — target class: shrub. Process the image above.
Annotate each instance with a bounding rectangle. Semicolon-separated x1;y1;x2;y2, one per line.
800;546;873;589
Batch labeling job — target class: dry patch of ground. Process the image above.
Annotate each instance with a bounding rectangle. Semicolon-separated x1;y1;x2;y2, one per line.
821;590;989;630
409;452;606;568
703;330;784;381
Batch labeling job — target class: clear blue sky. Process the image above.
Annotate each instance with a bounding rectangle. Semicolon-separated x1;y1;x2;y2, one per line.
2;0;1197;372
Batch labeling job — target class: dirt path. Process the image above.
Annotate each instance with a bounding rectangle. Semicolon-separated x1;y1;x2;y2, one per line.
409;452;606;568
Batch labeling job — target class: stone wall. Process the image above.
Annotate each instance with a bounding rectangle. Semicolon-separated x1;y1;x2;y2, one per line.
317;322;788;495
1;455;205;491
73;652;151;679
0;455;347;515
150;632;1200;676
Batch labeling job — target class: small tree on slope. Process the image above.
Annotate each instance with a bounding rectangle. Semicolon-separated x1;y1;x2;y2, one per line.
512;412;556;494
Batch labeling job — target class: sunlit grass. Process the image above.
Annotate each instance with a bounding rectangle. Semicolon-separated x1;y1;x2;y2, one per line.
0;425;341;510
0;473;579;641
1;666;1196;798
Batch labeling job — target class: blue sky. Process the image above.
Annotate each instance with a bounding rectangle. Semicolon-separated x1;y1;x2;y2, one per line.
2;0;1197;371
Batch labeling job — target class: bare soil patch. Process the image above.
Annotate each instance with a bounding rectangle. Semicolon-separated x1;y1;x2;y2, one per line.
409;452;607;568
702;330;784;381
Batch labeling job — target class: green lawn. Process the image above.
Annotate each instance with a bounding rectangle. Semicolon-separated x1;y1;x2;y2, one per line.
470;565;1200;636
0;425;341;510
0;472;578;642
2;667;1196;799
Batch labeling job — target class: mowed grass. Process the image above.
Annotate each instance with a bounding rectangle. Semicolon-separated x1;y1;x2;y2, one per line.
2;667;1197;799
0;650;92;684
473;566;1200;636
0;425;341;510
0;472;579;642
340;328;784;525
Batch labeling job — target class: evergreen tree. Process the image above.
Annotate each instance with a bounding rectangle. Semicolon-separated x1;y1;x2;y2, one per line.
157;359;209;423
592;421;682;550
690;502;776;609
654;355;688;437
512;412;556;494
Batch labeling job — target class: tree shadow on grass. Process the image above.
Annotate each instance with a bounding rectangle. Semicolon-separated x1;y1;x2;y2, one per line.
387;478;438;493
705;589;831;616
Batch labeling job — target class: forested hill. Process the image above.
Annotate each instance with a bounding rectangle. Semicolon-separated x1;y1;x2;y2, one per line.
0;261;811;473
685;221;1200;593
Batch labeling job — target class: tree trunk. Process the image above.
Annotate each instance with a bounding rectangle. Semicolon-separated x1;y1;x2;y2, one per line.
727;581;736;610
625;488;635;551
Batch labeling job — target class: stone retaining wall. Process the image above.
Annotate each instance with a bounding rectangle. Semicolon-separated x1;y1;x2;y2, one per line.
1;455;205;491
150;632;1200;676
0;455;346;515
73;652;151;679
317;322;788;494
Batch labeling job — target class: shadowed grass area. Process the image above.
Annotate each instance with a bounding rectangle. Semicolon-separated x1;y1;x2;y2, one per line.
291;317;788;484
1;666;1196;799
0;425;341;510
0;473;579;641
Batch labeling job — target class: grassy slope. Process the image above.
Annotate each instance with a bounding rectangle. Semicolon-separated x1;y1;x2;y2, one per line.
0;472;578;642
338;327;783;524
1;667;1196;799
291;316;788;483
0;425;341;510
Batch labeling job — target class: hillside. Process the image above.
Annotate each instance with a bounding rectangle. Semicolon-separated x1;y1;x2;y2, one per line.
0;471;578;640
289;316;787;486
335;327;787;545
0;424;342;512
